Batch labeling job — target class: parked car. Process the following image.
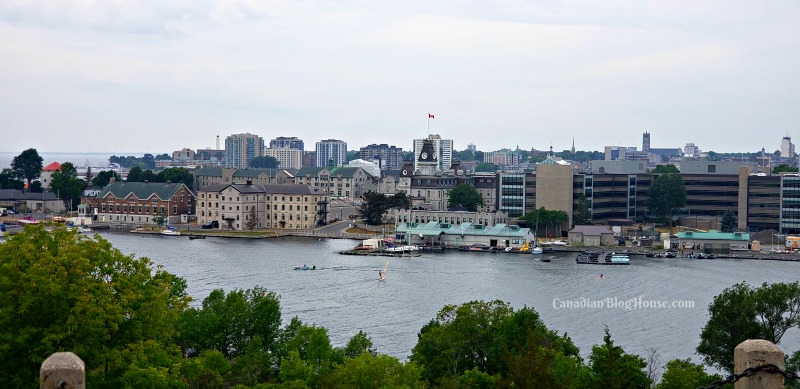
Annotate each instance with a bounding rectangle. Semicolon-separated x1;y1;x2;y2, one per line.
201;221;219;229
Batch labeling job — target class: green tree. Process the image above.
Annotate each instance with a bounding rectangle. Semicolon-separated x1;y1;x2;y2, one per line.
787;349;800;389
49;162;86;211
358;191;389;225
127;166;144;182
579;327;651;389
447;183;484;211
92;170;122;187
11;148;43;191
720;209;737;232
84;166;93;187
697;281;800;373
244;205;259;231
652;164;680;174
326;353;424;389
0;167;25;189
647;172;687;229
474;162;496;173
573;194;593;226
773;163;799;174
250;156;280;169
153;209;168;227
177;286;282;361
342;330;377;359
656;358;721;389
521;207;569;238
159;167;194;188
0;224;190;387
346;150;360;162
279;323;336;387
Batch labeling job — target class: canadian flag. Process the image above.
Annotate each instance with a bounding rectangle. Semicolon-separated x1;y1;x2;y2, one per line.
428;113;435;119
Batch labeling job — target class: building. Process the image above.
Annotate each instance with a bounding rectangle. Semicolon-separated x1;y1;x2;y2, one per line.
39;162;62;191
302;152;316;168
534;155;574;226
497;172;528;218
395;221;534;249
192;168;296;192
642;132;651;153
389;208;509;226
684;143;700;158
225;133;265;168
0;188;64;213
294;166;376;202
270;136;304;151
264;148;303;169
359;144;404;170
347;159;381;178
315;139;348;167
172;148;196;162
484;150;521;166
591;160;648;175
413;134;453;173
781;136;795;159
568;225;616;246
676;230;750;254
196;182;328;230
85;181;195;225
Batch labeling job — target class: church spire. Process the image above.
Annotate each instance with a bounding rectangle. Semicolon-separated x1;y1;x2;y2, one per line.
571;137;575;154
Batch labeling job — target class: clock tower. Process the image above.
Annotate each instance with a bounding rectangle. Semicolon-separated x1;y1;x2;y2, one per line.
416;139;438;175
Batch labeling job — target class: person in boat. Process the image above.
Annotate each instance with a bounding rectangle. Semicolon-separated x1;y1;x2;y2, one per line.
379;270;385;279
312;265;316;270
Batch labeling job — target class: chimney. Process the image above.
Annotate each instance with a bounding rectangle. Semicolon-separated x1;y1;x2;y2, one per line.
110;177;115;183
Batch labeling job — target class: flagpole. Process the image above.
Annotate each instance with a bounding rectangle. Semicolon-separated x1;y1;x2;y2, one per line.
427;113;430;136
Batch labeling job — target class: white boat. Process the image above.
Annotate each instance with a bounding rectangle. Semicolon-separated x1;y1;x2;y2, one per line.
161;227;181;236
609;254;630;264
384;245;419;253
531;247;543;254
550;240;568;246
76;226;93;234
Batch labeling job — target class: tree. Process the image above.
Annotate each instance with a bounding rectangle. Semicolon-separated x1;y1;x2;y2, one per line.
159;167;194;188
342;330;377;359
153;209;168;227
521;207;569;238
474;162;496;173
49;162;85;211
177;286;282;361
359;191;389;225
447;183;484;211
652;164;680;174
127;166;144;182
697;281;800;373
250;156;280;169
720;209;737;232
579;327;651;389
0;168;24;190
656;358;721;389
647;172;687;229
11;148;43;191
0;224;190;387
325;353;424;389
573;194;593;226
773;163;799;174
92;170;122;187
244;206;259;231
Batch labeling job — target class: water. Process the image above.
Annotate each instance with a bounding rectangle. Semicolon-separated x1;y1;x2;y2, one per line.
0;151;126;169
97;231;800;364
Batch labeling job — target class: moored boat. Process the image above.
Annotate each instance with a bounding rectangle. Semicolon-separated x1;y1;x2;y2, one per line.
161;227;181;236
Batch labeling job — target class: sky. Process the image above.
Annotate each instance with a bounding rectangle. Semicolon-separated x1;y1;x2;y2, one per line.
1;1;799;155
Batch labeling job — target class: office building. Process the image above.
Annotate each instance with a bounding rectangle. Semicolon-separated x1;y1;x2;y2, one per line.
264;148;303;169
270;136;304;151
781;136;795;159
359;144;404;170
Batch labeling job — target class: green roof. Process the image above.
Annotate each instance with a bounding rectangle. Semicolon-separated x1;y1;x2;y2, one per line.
99;182;190;200
233;169;279;178
295;166;372;178
194;167;223;177
677;230;750;241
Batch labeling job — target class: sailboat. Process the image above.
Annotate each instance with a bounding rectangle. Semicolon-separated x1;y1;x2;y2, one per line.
379;259;389;280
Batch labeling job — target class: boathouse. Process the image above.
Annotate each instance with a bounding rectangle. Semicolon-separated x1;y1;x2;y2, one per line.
395;221;535;249
676;230;750;254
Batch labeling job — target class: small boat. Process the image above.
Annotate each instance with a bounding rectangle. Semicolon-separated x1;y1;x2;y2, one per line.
294;264;316;270
540;256;552;262
19;216;39;225
531;247;543;255
665;252;676;258
76;226;93;234
188;234;205;240
550;240;568;246
161;227;181;236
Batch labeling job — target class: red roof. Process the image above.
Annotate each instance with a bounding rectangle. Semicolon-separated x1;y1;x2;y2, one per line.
43;162;62;171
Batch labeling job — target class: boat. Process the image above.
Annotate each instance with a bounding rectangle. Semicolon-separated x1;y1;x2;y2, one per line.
665;252;676;258
76;226;93;234
540;256;552;262
531;247;543;255
463;243;490;252
384;245;420;253
188;234;205;240
379;259;389;280
19;216;39;225
294;264;316;270
609;253;630;264
550;240;568;246
161;227;181;236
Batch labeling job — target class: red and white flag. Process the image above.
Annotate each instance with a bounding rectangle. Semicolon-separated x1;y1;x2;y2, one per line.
428;113;435;119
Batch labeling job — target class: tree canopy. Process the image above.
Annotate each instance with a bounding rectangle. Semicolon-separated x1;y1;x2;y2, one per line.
720;209;737;232
697;281;800;373
91;170;122;187
573;194;592;226
521;207;570;238
11;148;43;191
773;163;799;174
358;191;411;225
652;164;680;174
647;172;687;228
49;162;86;211
250;156;280;169
447;183;484;211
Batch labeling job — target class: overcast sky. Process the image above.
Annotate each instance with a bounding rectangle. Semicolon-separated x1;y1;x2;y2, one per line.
1;1;799;155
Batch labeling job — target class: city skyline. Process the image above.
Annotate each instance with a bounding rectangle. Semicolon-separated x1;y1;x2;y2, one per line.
1;1;799;154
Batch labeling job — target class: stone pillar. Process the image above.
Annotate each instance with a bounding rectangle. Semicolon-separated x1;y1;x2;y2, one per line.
40;352;85;389
734;339;784;389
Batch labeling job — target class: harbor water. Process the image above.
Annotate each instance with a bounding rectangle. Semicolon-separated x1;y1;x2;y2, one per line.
98;231;800;364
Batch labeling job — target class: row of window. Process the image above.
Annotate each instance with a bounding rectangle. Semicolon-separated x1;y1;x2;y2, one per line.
101;204;181;214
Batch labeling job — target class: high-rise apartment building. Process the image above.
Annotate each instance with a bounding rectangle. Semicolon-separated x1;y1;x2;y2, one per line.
781;136;795;158
642;132;651;153
315;139;348;167
225;133;265;168
413;134;453;173
359;144;404;170
264;148;303;169
270;136;304;151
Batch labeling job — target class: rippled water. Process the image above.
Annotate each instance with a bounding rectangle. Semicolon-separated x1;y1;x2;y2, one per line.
98;231;800;364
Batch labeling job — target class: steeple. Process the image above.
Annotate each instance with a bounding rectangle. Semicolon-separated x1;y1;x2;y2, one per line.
549;145;553;157
571;138;575;154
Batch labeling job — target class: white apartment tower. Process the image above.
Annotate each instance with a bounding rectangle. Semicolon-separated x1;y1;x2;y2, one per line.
225;133;265;168
315;139;348;167
781;136;795;158
264;148;303;169
413;134;453;173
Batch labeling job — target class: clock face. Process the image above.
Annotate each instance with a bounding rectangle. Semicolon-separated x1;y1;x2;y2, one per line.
421;152;428;159
402;169;408;175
